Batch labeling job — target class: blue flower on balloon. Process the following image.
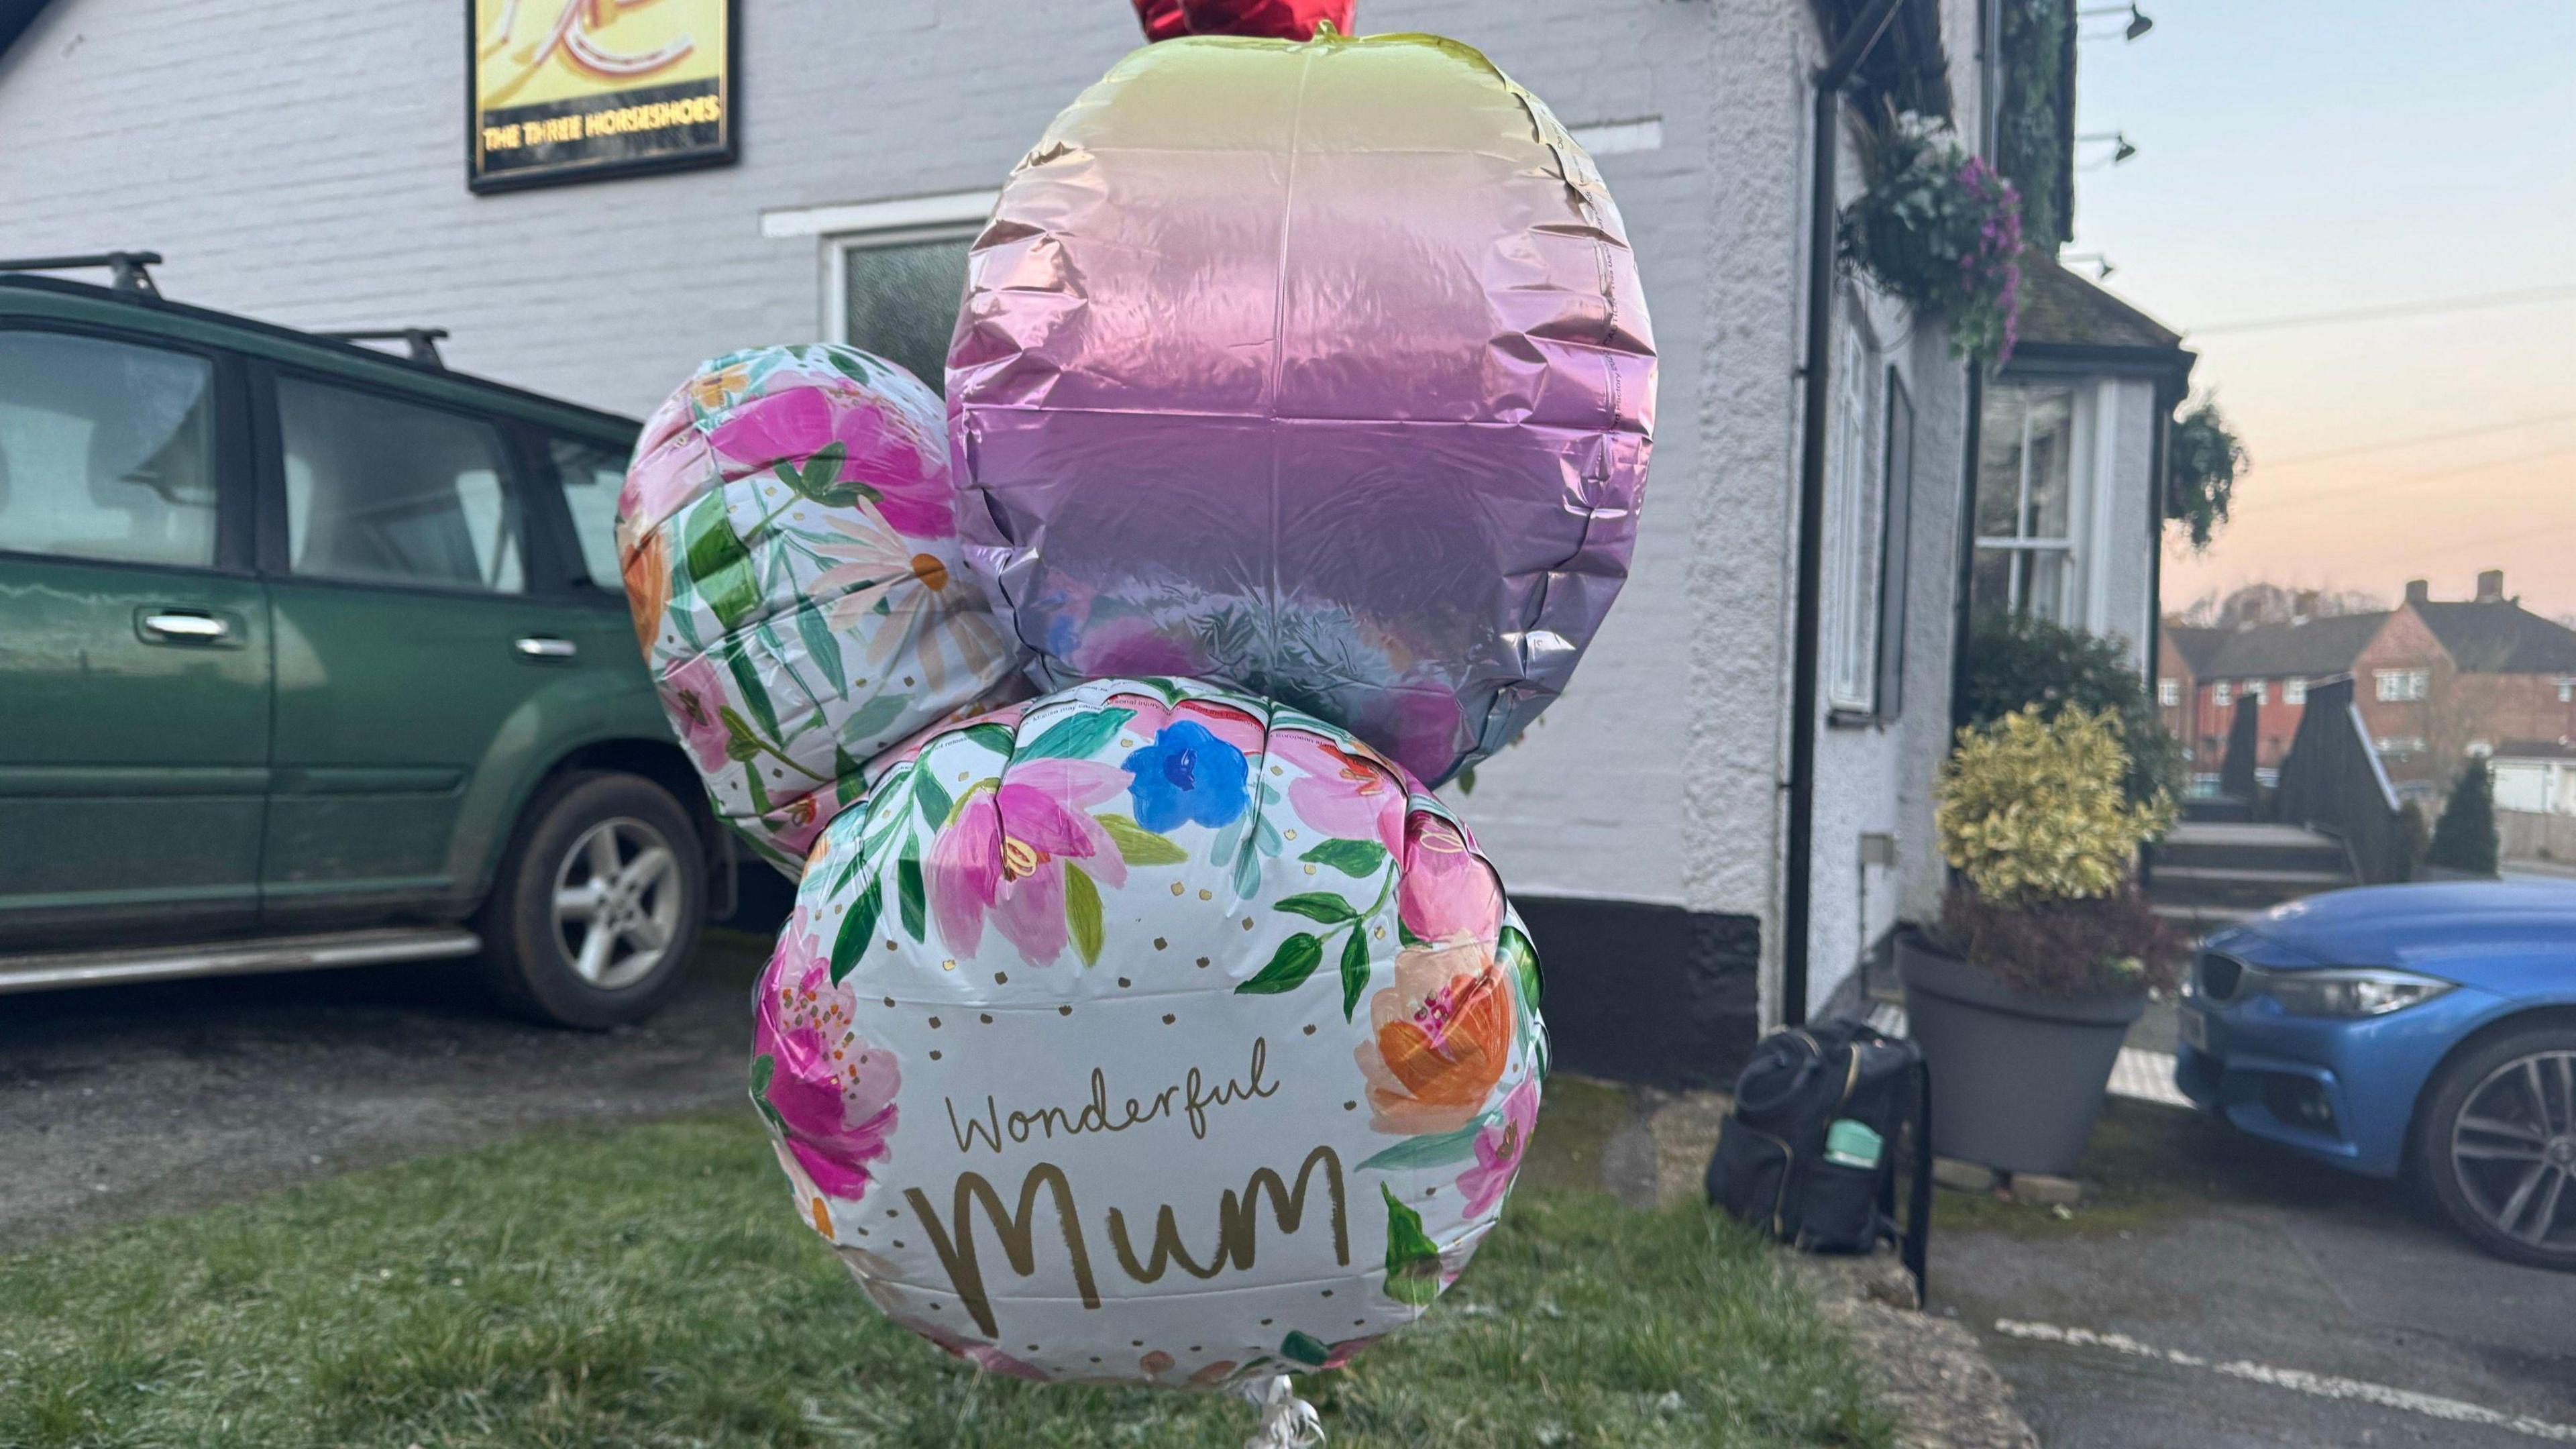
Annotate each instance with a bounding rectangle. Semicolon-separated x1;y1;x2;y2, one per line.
1122;720;1250;833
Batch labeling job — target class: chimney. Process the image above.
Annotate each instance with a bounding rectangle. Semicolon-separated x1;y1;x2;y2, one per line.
2476;568;2506;604
2405;578;2430;606
2292;588;2319;623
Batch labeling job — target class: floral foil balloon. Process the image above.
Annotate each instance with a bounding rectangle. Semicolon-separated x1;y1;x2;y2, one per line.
618;345;1028;872
949;29;1656;786
751;676;1546;1386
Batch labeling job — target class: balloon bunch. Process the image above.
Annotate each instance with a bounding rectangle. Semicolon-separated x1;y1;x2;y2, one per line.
615;18;1652;1415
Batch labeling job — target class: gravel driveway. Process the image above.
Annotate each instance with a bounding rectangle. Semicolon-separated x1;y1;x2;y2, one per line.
0;930;771;1243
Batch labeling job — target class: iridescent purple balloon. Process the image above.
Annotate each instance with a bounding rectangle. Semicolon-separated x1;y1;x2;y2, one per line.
948;28;1655;786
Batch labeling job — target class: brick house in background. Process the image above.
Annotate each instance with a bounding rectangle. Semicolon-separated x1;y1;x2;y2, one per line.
2354;571;2576;792
2172;570;2576;796
2166;610;2387;782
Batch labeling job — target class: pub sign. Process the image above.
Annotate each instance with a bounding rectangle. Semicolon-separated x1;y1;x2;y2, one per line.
470;0;736;192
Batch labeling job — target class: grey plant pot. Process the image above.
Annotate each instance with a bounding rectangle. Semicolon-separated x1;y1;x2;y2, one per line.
1895;929;2146;1177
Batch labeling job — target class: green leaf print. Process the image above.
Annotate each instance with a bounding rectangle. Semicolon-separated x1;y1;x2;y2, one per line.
1097;812;1189;866
722;646;783;739
1274;893;1360;924
682;493;758;631
829;877;882;984
1299;837;1389;877
912;765;953;828
1381;1183;1443;1307
1064;864;1104;966
1353;1114;1497;1172
959;722;1017;757
747;1053;786;1134
1019;708;1134;762
718;706;765;764
1339;927;1371;1020
1278;1331;1333;1368
898;840;926;942
794;602;847;696
1234;933;1324;995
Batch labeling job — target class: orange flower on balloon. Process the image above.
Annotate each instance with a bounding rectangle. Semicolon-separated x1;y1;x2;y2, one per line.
1356;938;1513;1136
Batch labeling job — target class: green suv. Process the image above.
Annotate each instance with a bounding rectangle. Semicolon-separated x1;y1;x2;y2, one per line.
0;256;720;1026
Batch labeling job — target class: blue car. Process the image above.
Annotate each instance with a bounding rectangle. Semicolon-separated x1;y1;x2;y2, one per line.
2177;881;2576;1270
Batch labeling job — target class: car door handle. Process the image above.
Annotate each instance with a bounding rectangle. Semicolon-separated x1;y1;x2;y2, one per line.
513;636;578;661
139;609;233;644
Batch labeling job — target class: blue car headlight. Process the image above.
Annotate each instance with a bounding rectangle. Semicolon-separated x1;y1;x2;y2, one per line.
2252;967;2454;1018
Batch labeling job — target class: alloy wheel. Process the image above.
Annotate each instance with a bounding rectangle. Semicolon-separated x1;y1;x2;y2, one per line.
2449;1049;2576;1252
549;817;683;991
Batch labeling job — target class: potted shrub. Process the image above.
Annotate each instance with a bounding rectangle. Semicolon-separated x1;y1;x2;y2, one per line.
1898;705;2184;1175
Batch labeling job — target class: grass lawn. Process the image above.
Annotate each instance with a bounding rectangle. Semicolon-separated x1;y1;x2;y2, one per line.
0;1108;1889;1449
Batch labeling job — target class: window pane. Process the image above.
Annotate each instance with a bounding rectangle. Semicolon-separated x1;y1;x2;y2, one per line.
843;235;973;396
549;435;629;592
1971;547;2015;619
1974;387;2027;539
280;379;522;592
0;332;217;568
2019;388;2076;541
2023;548;2076;625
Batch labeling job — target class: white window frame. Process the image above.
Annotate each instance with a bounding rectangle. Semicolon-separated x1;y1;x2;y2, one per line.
1821;295;1884;714
2284;676;2306;706
2248;678;2267;704
2159;678;2180;708
759;189;998;348
1975;381;2098;627
2557;678;2574;704
2212;681;2231;708
2375;667;2430;702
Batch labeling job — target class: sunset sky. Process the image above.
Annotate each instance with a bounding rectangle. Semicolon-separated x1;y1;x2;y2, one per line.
2064;0;2576;622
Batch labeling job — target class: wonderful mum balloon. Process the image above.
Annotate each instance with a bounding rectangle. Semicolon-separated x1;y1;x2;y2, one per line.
751;676;1546;1387
949;29;1656;786
619;345;1026;871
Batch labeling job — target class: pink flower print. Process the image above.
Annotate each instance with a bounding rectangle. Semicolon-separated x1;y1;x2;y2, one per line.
1273;727;1407;857
926;757;1130;963
618;430;710;540
1397;811;1502;945
706;382;955;540
657;654;737;774
1454;1077;1539;1216
753;923;900;1209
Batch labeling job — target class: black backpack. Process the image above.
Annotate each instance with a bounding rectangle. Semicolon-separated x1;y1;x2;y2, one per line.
1705;1020;1931;1303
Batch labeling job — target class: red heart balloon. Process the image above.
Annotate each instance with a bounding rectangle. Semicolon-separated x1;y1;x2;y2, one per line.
1132;0;1352;41
1129;0;1191;41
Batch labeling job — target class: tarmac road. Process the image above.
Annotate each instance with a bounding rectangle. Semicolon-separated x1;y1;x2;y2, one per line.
0;930;771;1242
1935;1098;2576;1448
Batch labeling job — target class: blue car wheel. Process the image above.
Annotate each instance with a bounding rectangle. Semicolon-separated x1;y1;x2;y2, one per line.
2414;1021;2576;1271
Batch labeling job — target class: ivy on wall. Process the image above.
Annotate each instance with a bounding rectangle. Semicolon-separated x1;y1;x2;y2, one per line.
1995;0;2074;251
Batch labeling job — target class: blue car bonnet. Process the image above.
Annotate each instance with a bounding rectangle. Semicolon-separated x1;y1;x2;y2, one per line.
2224;881;2576;994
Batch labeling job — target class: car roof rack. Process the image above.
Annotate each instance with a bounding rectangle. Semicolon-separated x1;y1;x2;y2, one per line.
320;327;451;367
0;251;162;295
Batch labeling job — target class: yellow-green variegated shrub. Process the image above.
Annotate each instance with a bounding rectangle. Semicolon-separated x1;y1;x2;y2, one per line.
1935;706;2176;904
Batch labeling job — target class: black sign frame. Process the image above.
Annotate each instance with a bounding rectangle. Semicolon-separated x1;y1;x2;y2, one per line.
466;0;739;194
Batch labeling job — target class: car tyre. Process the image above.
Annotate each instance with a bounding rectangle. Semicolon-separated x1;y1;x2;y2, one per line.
2413;1021;2576;1271
478;770;706;1029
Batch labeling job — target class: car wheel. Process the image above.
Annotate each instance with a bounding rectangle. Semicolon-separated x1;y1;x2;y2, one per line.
478;770;706;1028
2414;1022;2576;1271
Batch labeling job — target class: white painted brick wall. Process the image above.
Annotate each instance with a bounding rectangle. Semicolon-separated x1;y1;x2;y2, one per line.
0;0;1980;1021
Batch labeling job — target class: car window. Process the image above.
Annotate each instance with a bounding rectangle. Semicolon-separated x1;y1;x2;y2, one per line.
0;330;219;568
547;435;629;594
278;376;523;593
